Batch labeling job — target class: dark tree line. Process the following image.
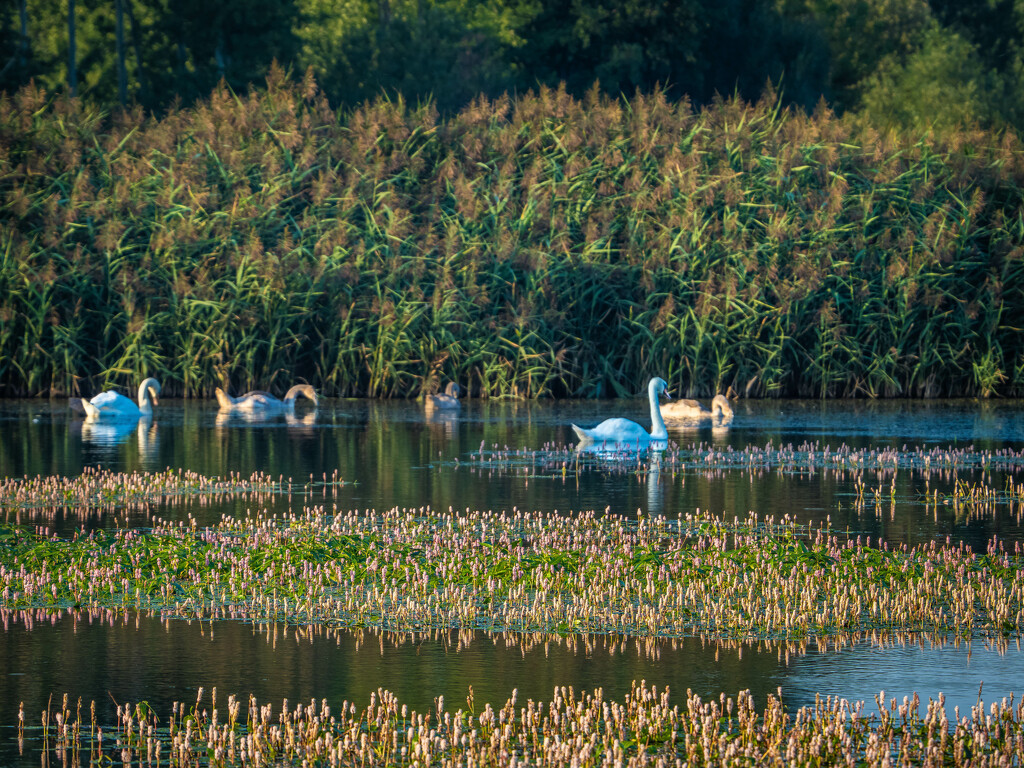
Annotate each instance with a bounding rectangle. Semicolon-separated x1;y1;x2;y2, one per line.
1;0;1023;131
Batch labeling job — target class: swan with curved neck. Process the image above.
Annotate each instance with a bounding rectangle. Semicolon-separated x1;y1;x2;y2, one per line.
215;384;318;411
425;382;461;411
571;377;671;445
661;394;734;424
70;378;161;419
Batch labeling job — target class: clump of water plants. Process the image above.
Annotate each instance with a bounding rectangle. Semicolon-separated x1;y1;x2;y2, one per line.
2;506;1022;639
0;466;345;519
479;438;1024;483
18;681;1024;767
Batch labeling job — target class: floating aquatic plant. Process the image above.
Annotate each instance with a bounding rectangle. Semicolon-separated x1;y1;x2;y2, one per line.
0;466;346;518
473;439;1024;477
2;507;1022;639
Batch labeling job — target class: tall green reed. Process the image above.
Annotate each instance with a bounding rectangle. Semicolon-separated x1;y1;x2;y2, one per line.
2;72;1022;398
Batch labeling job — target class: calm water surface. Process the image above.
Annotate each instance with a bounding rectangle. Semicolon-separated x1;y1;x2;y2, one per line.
3;396;1024;763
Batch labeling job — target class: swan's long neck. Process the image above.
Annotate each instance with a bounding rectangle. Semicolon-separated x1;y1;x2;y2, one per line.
284;384;317;406
648;382;667;440
215;388;237;409
137;378;159;411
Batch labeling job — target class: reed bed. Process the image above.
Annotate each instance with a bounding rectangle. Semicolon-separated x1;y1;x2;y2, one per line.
2;74;1024;399
16;681;1024;767
0;466;342;517
2;507;1023;639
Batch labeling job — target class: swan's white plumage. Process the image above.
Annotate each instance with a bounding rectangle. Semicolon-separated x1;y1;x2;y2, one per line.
571;377;671;445
661;394;734;424
425;382;461;411
74;378;160;419
216;384;318;411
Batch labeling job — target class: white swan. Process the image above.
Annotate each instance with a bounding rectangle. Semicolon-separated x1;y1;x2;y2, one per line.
69;377;160;419
572;377;671;445
424;382;460;411
215;384;318;411
661;394;734;424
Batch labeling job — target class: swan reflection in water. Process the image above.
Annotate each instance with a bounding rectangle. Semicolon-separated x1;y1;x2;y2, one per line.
574;438;667;516
72;414;161;464
425;408;459;439
647;449;664;515
215;409;318;432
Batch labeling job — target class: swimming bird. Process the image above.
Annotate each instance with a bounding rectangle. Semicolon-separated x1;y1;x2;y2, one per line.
571;377;671;446
215;384;318;411
69;378;161;419
424;382;461;411
661;394;734;424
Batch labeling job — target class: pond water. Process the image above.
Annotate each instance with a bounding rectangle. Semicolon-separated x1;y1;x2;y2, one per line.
3;396;1024;764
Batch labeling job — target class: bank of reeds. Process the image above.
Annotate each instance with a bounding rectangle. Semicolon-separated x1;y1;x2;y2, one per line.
3;68;1024;398
18;682;1024;767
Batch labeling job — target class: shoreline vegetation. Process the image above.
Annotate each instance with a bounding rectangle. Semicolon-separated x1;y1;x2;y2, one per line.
2;72;1024;401
4;457;1024;763
3;500;1022;640
15;681;1024;767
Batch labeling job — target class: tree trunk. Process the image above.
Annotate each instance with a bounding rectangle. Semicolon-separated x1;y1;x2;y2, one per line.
68;0;77;96
116;0;126;105
123;0;148;103
19;0;28;68
214;40;226;81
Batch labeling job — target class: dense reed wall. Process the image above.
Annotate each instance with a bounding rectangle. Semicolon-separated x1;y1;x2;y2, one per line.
2;72;1024;398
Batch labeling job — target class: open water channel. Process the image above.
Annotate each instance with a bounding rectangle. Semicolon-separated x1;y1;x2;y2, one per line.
3;395;1024;764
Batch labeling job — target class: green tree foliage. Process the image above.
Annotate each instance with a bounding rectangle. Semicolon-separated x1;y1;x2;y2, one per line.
0;0;300;110
928;0;1024;129
508;0;828;108
775;0;934;110
510;0;705;98
0;0;31;91
154;0;301;104
857;27;991;133
2;0;1024;140
298;0;527;112
696;0;830;109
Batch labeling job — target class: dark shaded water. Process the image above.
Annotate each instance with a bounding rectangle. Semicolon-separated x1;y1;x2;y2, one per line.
3;396;1024;763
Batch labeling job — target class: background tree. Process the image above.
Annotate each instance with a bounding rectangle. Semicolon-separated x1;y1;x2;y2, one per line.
2;0;1024;133
151;0;301;104
299;0;526;112
857;26;992;132
927;0;1024;128
509;0;708;99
